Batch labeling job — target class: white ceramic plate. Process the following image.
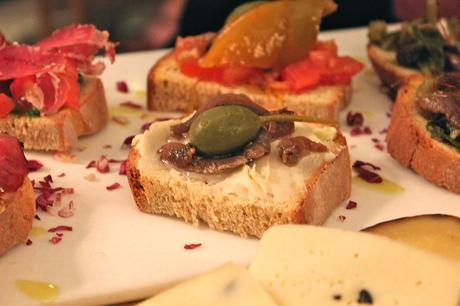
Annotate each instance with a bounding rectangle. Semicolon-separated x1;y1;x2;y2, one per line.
1;27;459;306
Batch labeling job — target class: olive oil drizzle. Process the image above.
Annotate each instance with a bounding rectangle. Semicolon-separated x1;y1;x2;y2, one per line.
352;176;404;194
16;280;60;303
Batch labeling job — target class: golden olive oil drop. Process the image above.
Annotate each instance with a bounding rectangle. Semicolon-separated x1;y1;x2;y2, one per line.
29;227;47;237
352;176;404;194
16;280;60;303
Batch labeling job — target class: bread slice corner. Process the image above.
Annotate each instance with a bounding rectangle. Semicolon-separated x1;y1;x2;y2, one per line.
0;177;35;256
386;75;460;193
147;52;352;121
0;76;108;152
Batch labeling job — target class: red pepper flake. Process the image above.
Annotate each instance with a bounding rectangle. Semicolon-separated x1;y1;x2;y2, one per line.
120;101;142;109
346;200;358;210
96;155;110;173
386;112;391;118
371;138;380;143
44;174;53;183
116;81;129;93
338;215;347;222
363;126;372;135
108;158;124;163
106;182;121;191
56;233;64;237
141;121;153;132
86;160;96;168
346;111;364;127
353;160;381;171
374;143;385;151
121;135;135;149
36;194;54;211
350;127;363;136
27;160;43;172
26;239;33;246
119;160;127;175
58;200;75;218
49;236;62;244
57;172;66;177
48;225;73;233
379;128;388;134
184;243;202;250
103;144;112;149
34;214;41;221
352;160;383;184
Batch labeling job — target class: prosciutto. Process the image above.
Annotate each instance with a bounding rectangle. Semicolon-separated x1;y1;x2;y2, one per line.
0;134;28;193
0;24;116;115
35;24;116;75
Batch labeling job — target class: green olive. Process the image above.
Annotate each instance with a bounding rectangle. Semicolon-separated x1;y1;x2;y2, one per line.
189;105;262;156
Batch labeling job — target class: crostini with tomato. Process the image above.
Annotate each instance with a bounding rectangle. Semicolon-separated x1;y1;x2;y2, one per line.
0;24;116;151
147;0;363;121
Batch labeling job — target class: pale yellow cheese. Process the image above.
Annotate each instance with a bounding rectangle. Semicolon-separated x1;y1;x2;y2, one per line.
138;262;279;306
249;225;460;306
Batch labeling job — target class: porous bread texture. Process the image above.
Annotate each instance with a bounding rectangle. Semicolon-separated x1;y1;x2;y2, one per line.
0;77;108;152
0;177;35;256
147;52;351;121
127;131;351;238
367;44;419;90
386;75;460;194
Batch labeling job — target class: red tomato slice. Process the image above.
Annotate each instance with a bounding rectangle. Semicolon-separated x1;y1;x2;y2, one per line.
180;58;222;81
281;50;364;91
281;64;321;93
0;93;14;117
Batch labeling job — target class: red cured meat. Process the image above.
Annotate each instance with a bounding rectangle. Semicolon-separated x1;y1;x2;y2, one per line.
0;134;28;192
0;24;115;115
35;24;116;74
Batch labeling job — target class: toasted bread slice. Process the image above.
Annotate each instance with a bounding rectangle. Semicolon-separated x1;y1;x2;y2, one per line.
0;177;35;256
147;52;351;121
127;118;351;238
0;77;108;152
386;75;460;193
367;44;419;90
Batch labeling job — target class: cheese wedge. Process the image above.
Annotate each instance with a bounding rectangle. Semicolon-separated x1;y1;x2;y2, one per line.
249;225;460;306
138;262;279;306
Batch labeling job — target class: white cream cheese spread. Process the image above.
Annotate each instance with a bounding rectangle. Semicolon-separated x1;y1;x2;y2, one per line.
133;118;340;203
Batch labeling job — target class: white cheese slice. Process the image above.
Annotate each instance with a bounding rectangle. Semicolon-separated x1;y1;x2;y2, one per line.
249;225;460;306
138;262;279;306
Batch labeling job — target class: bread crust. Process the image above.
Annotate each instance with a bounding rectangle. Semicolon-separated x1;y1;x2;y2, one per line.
147;52;351;121
127;133;351;238
367;44;419;91
386;76;460;193
0;77;108;152
0;177;35;256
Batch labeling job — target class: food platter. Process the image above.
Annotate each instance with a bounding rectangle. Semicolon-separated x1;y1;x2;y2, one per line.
1;27;459;306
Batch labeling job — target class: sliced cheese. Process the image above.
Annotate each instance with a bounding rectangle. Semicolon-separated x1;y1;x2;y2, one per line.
138;262;279;306
249;225;460;306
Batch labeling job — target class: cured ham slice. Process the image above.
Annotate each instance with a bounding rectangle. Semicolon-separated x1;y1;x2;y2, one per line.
0;134;28;193
35;24;116;75
0;24;115;115
0;45;66;81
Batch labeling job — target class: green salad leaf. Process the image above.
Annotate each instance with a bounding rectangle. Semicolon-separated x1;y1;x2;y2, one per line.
427;114;460;150
369;16;460;75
